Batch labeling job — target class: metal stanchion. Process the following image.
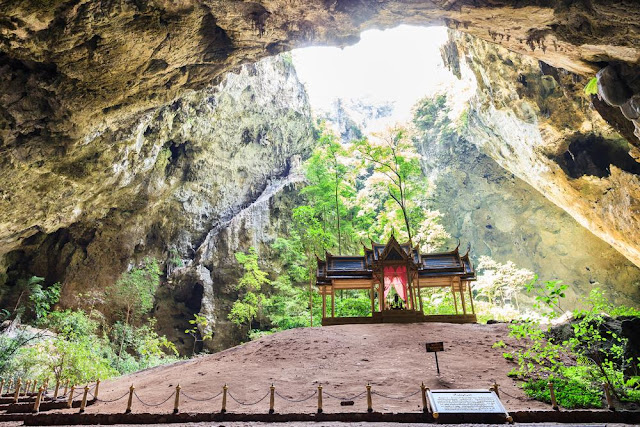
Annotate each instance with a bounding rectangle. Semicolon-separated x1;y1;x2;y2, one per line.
13;378;21;403
317;385;323;414
53;380;60;400
421;382;428;413
33;387;44;413
269;384;275;414
173;384;181;414
67;385;75;409
125;385;134;414
603;382;615;410
491;381;500;398
548;382;558;410
79;385;89;413
221;384;228;413
366;383;373;413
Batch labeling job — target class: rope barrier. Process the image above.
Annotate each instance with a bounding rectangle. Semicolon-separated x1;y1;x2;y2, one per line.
133;391;176;407
275;390;317;403
92;390;131;403
323;390;367;401
181;390;223;402
497;387;536;401
227;390;271;406
372;389;421;400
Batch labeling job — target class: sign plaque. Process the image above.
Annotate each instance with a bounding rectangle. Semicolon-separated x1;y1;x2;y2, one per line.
426;389;511;422
425;341;444;352
425;341;444;374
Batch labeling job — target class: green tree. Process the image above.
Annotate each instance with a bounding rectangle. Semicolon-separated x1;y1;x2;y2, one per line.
185;314;213;356
302;127;358;254
352;127;433;247
106;257;162;358
228;248;271;329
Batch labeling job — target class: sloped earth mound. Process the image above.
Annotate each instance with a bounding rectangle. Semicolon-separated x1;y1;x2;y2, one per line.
74;323;549;415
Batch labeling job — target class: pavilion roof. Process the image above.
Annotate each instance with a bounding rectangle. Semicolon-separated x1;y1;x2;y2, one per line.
316;236;476;286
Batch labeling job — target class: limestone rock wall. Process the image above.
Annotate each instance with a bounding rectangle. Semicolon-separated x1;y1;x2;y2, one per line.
417;107;640;308
0;55;315;351
445;30;640;271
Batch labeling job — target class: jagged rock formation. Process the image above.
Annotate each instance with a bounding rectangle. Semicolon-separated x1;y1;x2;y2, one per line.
2;0;639;272
0;55;314;351
442;30;640;270
1;1;640;350
416;98;640;308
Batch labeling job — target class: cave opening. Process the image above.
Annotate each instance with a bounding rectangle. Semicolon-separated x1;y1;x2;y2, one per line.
556;134;640;179
291;25;466;135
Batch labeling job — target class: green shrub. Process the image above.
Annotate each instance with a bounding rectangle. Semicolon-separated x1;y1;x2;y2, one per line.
523;376;603;409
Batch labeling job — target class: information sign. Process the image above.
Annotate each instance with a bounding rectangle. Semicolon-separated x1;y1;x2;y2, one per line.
425;342;444;352
426;389;511;422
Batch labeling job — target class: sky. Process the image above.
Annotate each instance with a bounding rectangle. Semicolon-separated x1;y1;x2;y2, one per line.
291;25;462;130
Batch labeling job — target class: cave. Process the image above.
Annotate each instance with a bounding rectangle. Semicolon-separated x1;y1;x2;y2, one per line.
557;134;640;179
1;0;640;379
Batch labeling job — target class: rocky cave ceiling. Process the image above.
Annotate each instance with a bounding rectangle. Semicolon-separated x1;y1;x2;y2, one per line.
1;0;640;267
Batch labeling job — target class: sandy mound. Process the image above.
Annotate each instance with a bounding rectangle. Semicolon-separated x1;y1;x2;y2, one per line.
77;323;548;414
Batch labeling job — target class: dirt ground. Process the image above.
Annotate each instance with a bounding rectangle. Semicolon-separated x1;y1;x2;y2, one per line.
65;323;550;416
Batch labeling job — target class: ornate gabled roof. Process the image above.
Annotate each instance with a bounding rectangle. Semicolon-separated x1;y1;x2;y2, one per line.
316;237;476;285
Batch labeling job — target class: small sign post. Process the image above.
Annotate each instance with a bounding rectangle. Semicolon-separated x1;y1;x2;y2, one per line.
425;341;444;375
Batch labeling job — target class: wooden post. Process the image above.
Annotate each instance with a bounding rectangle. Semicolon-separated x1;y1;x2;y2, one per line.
467;282;475;314
421;382;428;413
94;379;100;400
221;384;228;413
24;380;31;396
548;382;558;410
269;384;275;414
6;379;12;395
33;386;44;413
369;283;375;315
406;273;414;310
125;384;134;414
53;380;60;400
451;284;458;314
603;382;614;410
331;289;335;318
64;379;69;397
31;380;37;394
317;385;323;413
13;378;21;403
460;282;467;315
417;277;423;314
67;385;75;409
79;385;89;413
366;383;372;413
322;291;327;319
173;384;181;414
0;379;4;396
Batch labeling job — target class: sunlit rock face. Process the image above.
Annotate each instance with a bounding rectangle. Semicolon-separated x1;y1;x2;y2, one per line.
416;104;640;308
442;31;640;271
1;0;639;150
1;1;639;275
0;55;314;350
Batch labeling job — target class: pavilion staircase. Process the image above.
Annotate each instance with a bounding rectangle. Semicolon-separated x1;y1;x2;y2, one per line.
373;309;424;323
